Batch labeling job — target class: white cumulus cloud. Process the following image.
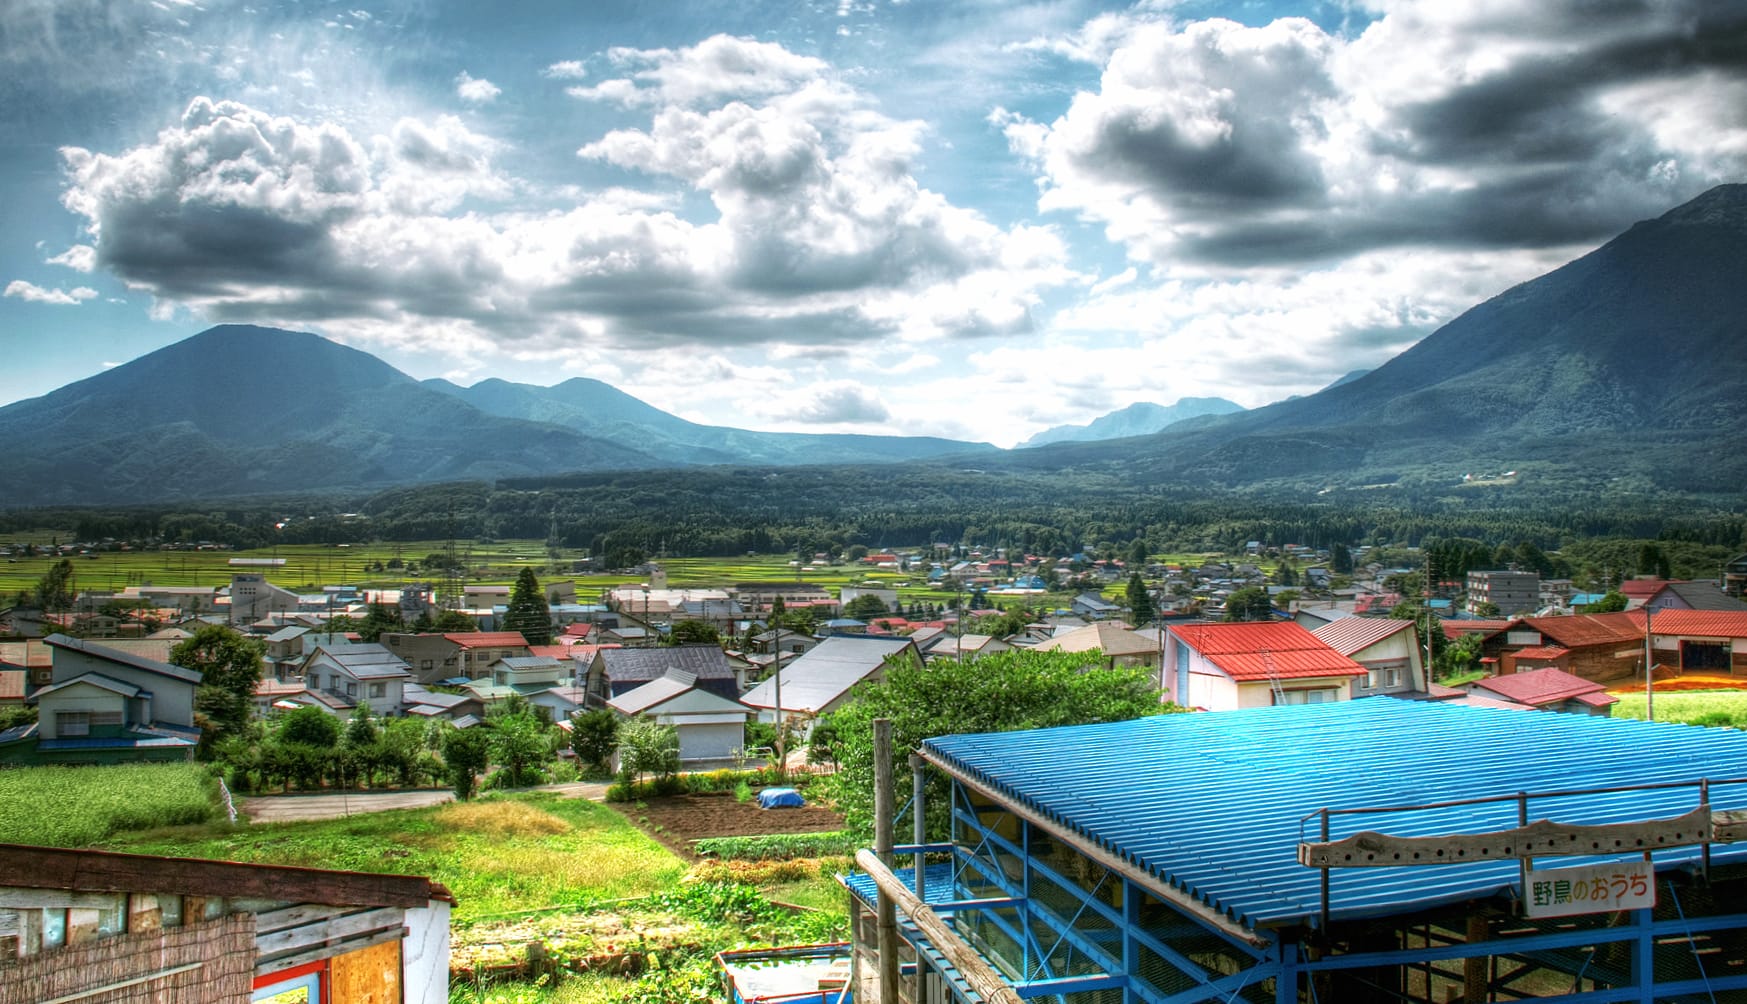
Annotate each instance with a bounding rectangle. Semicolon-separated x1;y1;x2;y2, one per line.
4;279;97;305
454;71;501;103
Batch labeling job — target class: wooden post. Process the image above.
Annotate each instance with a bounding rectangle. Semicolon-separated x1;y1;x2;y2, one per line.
873;718;900;1004
1463;913;1488;1003
857;849;1026;1004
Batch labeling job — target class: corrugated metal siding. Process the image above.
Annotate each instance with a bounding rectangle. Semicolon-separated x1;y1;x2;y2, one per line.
924;700;1747;931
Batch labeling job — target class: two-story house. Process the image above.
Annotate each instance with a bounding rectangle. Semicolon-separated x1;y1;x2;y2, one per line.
300;643;413;717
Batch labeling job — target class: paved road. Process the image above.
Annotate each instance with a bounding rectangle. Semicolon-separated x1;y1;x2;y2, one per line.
241;781;610;823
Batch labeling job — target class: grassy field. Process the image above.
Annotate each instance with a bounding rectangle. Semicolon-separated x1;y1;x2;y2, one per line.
0;763;221;845
108;793;685;922
1613;691;1747;727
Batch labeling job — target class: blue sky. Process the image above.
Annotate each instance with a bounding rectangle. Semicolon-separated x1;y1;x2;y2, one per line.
2;0;1743;447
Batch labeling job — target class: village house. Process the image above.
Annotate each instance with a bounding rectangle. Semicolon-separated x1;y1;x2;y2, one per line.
741;635;918;728
445;631;532;679
583;644;741;706
607;668;754;768
298;642;413;718
0;634;203;764
1163;620;1368;710
1312;616;1427;696
1464;665;1620;714
1032;621;1161;672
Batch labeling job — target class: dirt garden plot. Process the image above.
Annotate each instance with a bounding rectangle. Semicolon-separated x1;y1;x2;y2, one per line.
612;790;846;859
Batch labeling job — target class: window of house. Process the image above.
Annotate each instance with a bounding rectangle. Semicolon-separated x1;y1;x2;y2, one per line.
91;710;123;727
1385;669;1401;688
346;682;357;697
56;711;90;736
421;659;434;671
1362;671;1377;689
369;682;386;699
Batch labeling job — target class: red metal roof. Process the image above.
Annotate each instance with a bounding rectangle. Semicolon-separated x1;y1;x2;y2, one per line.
445;632;530;648
1525;613;1641;647
1628;609;1747;639
1472;667;1610;707
1510;646;1570;660
1170;621;1365;681
1620;578;1671;598
1312;617;1416;656
1441;619;1516;640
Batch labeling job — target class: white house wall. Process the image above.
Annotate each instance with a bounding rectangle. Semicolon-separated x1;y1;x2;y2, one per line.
36;683;128;738
402;898;452;1004
678;722;746;763
51;650;194;726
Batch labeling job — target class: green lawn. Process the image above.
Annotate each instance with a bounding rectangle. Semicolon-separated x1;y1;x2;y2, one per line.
1612;691;1747;726
0;763;221;846
107;792;686;922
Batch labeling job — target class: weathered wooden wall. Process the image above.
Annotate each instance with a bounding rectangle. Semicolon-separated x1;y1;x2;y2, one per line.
0;913;253;1004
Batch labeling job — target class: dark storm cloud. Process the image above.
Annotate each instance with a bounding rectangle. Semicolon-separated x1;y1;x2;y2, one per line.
1008;3;1747;268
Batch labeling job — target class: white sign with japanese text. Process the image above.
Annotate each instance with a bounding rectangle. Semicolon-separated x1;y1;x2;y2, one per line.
1525;860;1655;918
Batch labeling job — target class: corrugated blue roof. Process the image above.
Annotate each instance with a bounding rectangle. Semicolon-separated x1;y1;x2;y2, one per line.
924;700;1747;931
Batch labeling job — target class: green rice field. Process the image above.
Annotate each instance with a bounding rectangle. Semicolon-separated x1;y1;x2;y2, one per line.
0;533;1126;611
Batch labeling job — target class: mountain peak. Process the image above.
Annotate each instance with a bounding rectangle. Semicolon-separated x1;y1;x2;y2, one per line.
1657;183;1747;228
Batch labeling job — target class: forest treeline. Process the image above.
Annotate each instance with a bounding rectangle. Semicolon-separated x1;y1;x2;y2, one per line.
3;466;1742;584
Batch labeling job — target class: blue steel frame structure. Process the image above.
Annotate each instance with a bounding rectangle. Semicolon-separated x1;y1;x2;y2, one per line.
842;701;1747;1003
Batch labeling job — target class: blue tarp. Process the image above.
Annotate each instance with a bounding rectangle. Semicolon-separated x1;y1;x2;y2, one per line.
758;787;806;809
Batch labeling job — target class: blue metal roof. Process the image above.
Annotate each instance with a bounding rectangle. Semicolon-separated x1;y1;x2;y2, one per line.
924;700;1747;931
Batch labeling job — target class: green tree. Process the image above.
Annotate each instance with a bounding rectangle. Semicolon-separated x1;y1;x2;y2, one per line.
279;705;341;747
1437;633;1485;681
1128;539;1149;566
1331;543;1353;575
488;712;554;787
441;726;491;799
501;566;552;644
806;716;843;769
1222;587;1274;621
570;709;619;770
33;558;76;612
666;619;721;646
842;594;890;620
1125;573;1155;626
618;718;680;784
1586;590;1629;613
173;624;265;754
431;609;477;633
357;603;404;643
825;650;1174;837
344;704;379;747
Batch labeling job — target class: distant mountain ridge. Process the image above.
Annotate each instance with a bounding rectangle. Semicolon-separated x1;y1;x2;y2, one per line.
423;376;996;466
0;325;993;504
985;184;1747;494
1019;397;1245;447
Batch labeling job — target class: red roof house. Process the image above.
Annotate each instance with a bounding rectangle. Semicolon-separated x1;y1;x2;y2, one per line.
1466;666;1618;715
1165;621;1366;711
